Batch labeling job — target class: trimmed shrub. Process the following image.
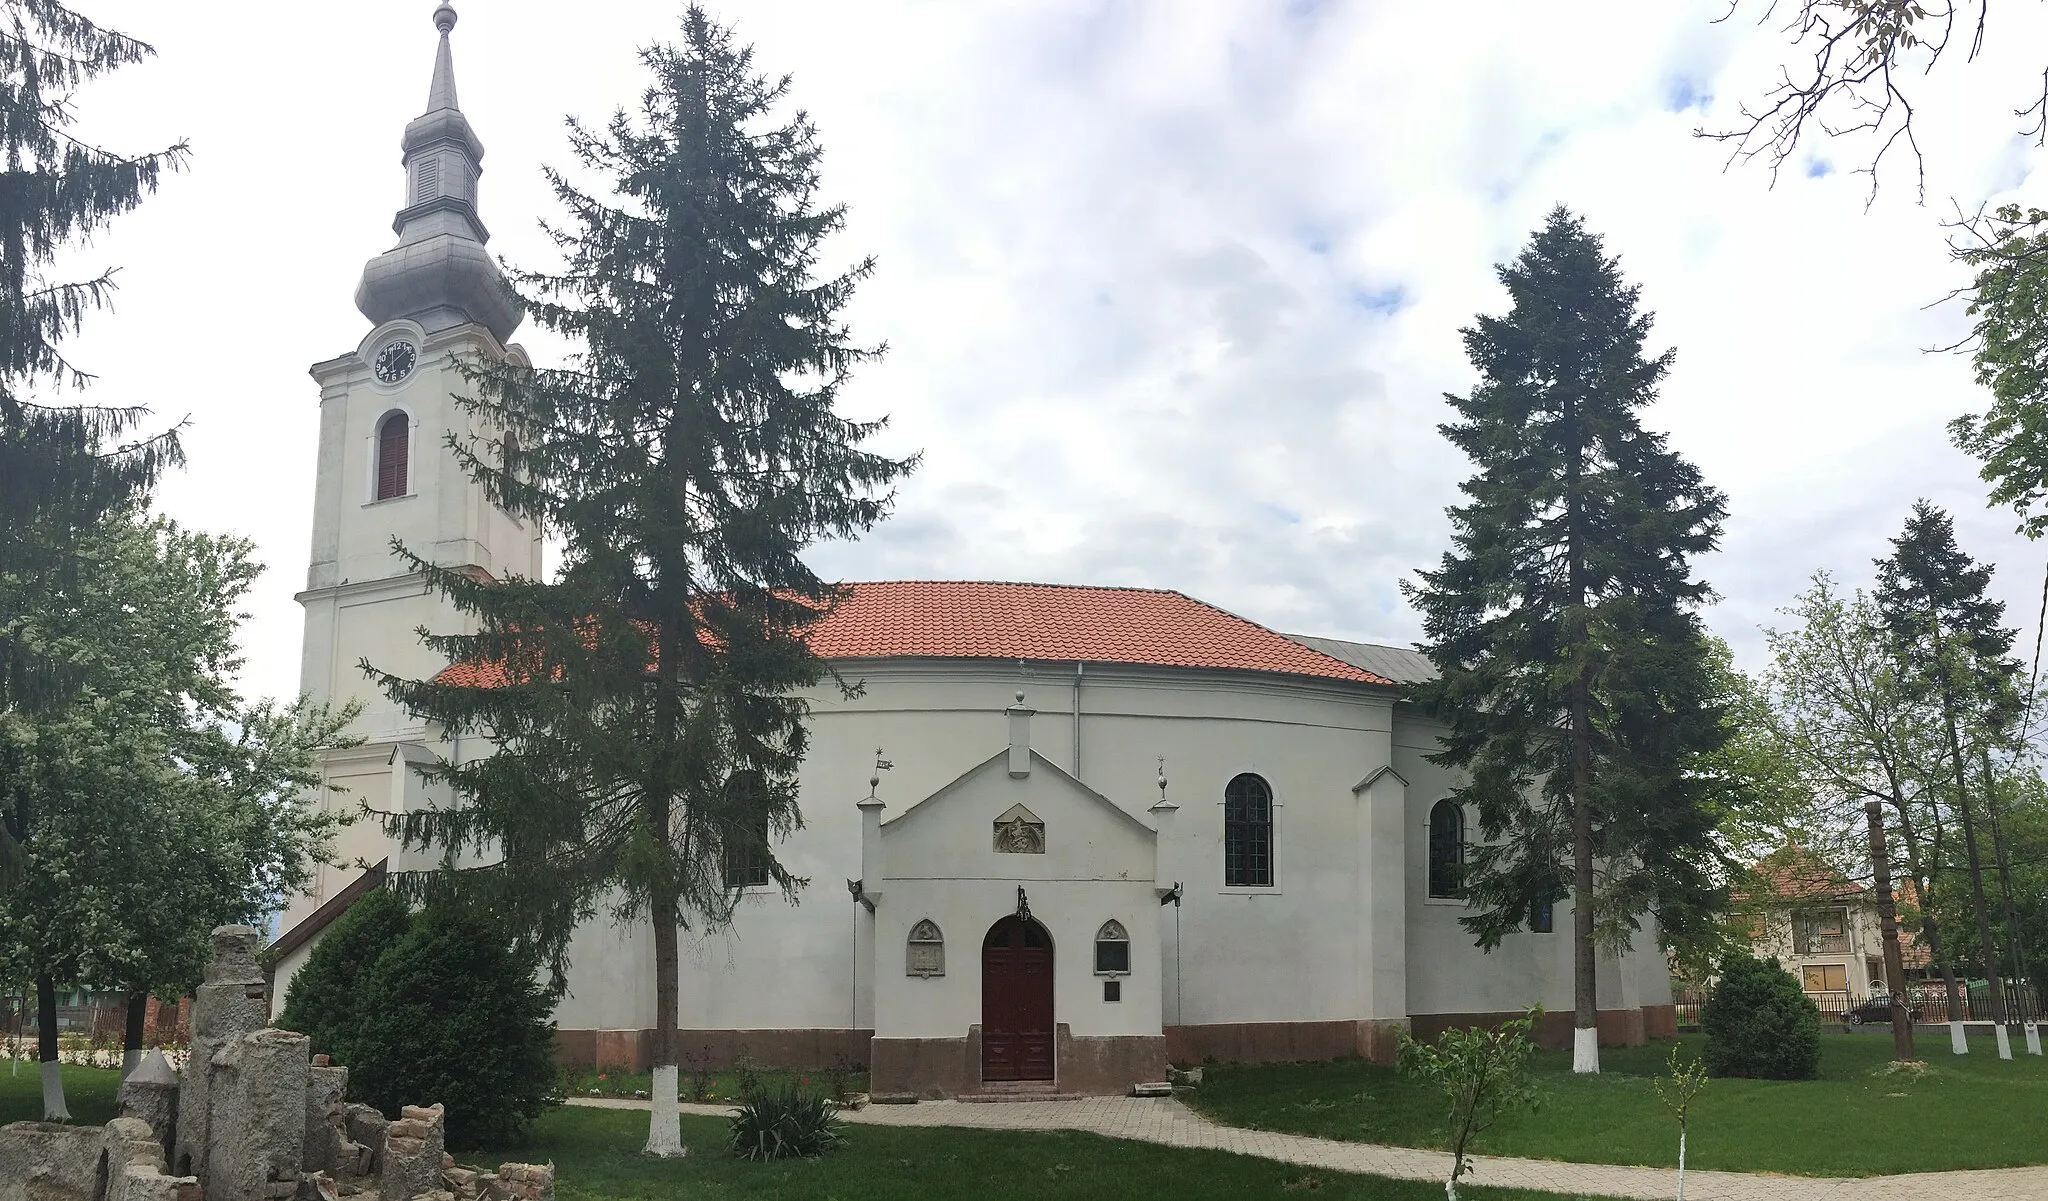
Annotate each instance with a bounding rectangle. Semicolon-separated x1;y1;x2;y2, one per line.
729;1078;841;1160
347;902;560;1148
278;886;414;1067
1701;952;1821;1080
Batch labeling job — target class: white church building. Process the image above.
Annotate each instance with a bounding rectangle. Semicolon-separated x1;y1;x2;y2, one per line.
266;5;1676;1098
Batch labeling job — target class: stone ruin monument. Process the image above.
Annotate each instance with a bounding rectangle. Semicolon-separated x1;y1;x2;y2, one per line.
0;926;556;1201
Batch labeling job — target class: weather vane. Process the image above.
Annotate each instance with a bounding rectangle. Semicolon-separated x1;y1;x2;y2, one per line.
867;747;893;799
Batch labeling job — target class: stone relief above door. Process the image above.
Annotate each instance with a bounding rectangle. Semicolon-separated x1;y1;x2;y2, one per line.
993;803;1045;854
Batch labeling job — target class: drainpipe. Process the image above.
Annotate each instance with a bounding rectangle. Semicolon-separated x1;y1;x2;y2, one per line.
1072;662;1084;781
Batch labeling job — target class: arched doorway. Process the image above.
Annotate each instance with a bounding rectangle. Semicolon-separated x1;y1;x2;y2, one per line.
981;915;1055;1082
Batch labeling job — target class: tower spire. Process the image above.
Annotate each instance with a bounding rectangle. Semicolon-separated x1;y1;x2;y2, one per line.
428;3;460;111
354;2;522;345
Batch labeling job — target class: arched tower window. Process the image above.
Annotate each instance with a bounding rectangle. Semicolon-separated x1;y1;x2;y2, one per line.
375;412;410;501
1428;800;1465;899
1223;773;1273;888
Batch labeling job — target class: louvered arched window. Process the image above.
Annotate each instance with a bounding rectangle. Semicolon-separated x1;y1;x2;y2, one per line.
375;412;409;501
1223;773;1273;888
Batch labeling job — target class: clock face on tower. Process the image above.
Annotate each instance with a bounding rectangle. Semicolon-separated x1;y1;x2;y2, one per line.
373;340;418;384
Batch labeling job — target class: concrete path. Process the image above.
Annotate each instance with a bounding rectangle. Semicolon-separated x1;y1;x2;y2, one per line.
569;1093;2048;1199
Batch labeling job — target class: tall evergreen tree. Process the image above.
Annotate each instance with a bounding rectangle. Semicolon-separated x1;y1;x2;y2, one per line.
1874;500;2023;1033
1405;208;1729;1074
370;6;914;1156
0;1;187;886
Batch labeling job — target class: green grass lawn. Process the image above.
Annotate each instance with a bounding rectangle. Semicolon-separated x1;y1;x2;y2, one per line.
477;1104;1622;1201
0;1062;121;1125
1;1066;1625;1201
1187;1030;2048;1177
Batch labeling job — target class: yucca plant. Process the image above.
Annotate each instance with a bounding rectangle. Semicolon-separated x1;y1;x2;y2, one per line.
728;1079;842;1161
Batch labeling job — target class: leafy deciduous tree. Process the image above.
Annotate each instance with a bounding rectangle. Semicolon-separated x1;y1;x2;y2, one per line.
0;513;348;1117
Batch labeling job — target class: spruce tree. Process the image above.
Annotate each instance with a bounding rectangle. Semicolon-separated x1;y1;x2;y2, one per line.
0;1;187;888
1874;501;2022;1033
369;6;914;1156
1405;208;1729;1074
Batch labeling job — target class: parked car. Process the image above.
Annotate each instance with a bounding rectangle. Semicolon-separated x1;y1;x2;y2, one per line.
1843;997;1921;1026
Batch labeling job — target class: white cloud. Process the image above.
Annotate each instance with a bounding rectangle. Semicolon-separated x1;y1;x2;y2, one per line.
45;0;2048;706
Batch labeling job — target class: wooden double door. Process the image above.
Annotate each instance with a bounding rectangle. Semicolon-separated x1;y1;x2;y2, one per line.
981;916;1055;1082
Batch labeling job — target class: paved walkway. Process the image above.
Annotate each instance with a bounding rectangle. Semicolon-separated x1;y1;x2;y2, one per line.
569;1093;2048;1200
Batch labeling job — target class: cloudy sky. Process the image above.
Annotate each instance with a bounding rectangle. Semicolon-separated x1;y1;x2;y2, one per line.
50;0;2048;706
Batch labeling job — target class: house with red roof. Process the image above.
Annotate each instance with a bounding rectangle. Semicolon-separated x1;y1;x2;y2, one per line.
1734;845;1934;1018
265;9;1678;1100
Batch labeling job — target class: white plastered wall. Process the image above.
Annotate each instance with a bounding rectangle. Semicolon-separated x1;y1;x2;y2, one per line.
866;745;1160;1041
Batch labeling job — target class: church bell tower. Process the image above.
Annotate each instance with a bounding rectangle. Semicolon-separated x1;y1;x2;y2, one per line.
283;2;539;939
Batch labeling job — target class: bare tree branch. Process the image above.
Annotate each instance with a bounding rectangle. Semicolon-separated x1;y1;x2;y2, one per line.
1701;2;2013;209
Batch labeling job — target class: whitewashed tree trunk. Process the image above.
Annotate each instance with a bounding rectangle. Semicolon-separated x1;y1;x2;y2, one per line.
643;1065;686;1158
2025;1023;2041;1055
40;1060;69;1121
1676;1124;1688;1201
1950;1020;1969;1054
1995;1023;2013;1060
1573;1026;1599;1074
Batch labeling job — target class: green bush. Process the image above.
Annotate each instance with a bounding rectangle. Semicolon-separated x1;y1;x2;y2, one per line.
347;902;560;1148
729;1079;841;1161
277;891;559;1148
278;886;414;1067
1701;953;1821;1080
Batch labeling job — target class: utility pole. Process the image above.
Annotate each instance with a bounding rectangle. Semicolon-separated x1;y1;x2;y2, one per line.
1867;801;1917;1062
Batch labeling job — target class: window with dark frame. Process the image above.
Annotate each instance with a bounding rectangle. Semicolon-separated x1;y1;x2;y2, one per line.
1427;800;1464;899
1223;773;1274;888
375;412;409;501
1094;919;1130;974
722;770;770;889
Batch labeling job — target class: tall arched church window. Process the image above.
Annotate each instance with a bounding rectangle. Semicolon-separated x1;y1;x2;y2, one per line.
375;412;409;501
721;770;770;889
1223;773;1273;888
907;919;945;978
1428;800;1464;899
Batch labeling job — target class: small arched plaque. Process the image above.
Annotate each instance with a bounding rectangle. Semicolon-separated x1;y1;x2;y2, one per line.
907;919;945;978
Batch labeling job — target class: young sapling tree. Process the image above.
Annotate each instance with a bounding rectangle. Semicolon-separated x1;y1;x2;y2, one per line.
1396;1007;1543;1201
1654;1043;1710;1201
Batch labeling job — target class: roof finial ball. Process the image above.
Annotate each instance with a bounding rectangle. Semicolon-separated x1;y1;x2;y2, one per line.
434;1;457;34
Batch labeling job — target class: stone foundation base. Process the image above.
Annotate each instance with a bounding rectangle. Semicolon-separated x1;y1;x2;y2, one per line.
1409;1007;1661;1051
1166;1018;1409;1066
552;1027;874;1074
555;1008;1673;1080
869;1025;1164;1098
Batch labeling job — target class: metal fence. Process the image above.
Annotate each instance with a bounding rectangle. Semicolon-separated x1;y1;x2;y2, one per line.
1677;983;2047;1026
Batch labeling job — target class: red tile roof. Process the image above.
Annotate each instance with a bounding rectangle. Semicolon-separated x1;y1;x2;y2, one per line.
1735;845;1861;904
811;581;1391;683
434;580;1394;688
